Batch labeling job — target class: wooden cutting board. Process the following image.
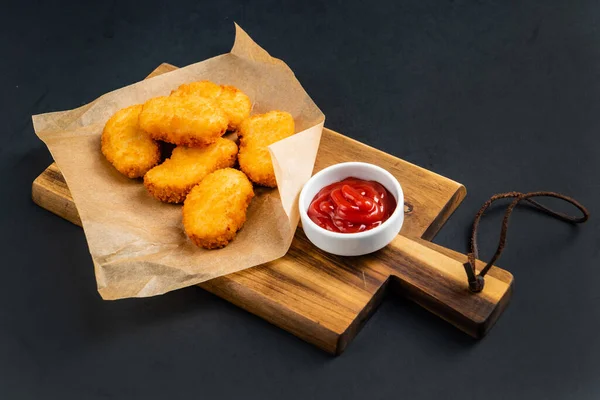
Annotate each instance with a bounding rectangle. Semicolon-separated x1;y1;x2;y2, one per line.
32;63;513;354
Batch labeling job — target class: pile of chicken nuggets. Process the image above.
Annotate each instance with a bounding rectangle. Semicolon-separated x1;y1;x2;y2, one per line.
101;80;295;249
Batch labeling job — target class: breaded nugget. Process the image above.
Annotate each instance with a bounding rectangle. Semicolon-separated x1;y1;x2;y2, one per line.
171;81;251;130
138;95;228;147
101;104;160;178
215;85;252;130
143;138;238;203
183;168;255;249
237;111;295;187
171;80;222;99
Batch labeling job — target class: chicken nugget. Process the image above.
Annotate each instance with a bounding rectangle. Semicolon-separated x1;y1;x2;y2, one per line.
171;81;251;131
215;85;252;130
183;168;255;249
237;111;295;187
144;138;238;203
170;80;222;98
101;104;160;178
138;95;228;147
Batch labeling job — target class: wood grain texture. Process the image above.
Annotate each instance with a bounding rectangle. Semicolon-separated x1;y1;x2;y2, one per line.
32;63;512;354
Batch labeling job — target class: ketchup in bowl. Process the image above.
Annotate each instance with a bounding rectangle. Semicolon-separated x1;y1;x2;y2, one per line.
307;177;397;233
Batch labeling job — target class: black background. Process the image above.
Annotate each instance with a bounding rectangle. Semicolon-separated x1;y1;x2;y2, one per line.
2;0;599;399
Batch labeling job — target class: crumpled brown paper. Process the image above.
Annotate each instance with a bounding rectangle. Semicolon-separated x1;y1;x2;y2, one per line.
33;24;325;300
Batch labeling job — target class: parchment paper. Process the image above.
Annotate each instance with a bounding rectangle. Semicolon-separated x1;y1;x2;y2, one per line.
33;24;325;300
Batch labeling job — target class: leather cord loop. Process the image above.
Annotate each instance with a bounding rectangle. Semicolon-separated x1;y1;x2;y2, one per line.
464;191;589;293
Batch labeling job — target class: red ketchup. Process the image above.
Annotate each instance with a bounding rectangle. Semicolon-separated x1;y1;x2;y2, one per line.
307;177;397;233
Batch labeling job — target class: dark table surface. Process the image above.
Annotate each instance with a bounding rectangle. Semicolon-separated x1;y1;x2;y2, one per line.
2;0;599;398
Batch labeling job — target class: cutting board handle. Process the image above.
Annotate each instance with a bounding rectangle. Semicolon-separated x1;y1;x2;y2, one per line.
372;235;513;338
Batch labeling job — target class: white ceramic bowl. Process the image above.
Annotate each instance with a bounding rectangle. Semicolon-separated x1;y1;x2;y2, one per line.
299;162;404;256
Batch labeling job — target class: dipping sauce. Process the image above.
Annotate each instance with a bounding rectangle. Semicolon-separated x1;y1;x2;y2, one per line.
307;177;397;233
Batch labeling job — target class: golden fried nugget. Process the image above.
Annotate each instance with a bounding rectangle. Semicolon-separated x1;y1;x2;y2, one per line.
237;111;295;187
171;80;222;98
138;95;228;147
101;104;160;178
183;168;255;249
143;138;238;203
216;85;252;130
171;81;252;130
